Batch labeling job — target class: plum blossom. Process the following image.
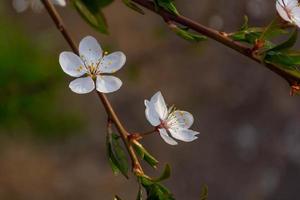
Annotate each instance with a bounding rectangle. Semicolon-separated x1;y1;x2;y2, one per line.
276;0;300;27
144;91;199;145
59;36;126;94
12;0;66;13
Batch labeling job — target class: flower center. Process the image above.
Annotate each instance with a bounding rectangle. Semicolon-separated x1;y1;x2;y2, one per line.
158;119;170;130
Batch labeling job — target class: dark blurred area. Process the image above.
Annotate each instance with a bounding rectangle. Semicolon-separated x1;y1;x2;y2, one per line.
0;0;300;199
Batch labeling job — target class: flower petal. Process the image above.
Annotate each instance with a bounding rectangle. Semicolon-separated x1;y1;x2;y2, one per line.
168;110;194;129
13;0;29;12
169;128;199;142
276;0;293;23
69;77;95;94
150;91;168;120
158;128;178;145
99;51;126;73
96;75;122;93
52;0;66;6
79;36;103;67
144;100;160;126
291;7;300;27
59;52;86;77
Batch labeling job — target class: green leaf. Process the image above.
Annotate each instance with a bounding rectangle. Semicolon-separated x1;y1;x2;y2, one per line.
170;25;207;42
152;164;171;182
140;176;175;200
240;15;249;31
259;19;286;41
136;183;143;200
264;50;300;70
230;18;287;47
133;141;159;168
267;29;298;52
73;0;109;34
122;0;145;15
80;0;114;11
154;0;179;15
200;185;208;200
106;131;129;179
230;27;262;44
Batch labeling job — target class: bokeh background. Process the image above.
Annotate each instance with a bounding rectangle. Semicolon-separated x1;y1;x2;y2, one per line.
1;0;300;199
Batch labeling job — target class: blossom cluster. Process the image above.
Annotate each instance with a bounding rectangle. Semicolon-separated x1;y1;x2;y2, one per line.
59;36;200;145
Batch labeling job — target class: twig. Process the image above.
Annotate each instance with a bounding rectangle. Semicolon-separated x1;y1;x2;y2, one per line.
41;0;143;175
132;0;300;86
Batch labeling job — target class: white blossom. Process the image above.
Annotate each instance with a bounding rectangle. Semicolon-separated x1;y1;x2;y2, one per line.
59;36;126;94
12;0;66;13
144;91;199;145
276;0;300;27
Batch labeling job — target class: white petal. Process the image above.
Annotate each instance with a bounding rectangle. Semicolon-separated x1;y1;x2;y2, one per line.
12;0;29;12
291;7;300;27
99;51;126;73
144;100;161;126
31;0;44;12
150;91;168;120
52;0;66;6
169;111;194;129
59;52;86;77
79;36;103;67
286;0;298;7
69;77;95;94
159;128;178;145
169;128;199;142
96;75;122;93
276;0;293;23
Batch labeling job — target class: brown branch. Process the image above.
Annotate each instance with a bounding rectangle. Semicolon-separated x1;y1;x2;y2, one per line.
132;0;300;86
41;0;143;175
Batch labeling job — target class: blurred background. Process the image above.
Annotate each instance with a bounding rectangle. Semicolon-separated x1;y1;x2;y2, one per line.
1;0;300;199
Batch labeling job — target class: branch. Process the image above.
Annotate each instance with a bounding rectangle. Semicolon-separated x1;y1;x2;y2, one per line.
132;0;300;86
41;0;143;175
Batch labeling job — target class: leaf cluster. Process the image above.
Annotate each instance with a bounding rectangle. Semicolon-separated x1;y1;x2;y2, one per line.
230;16;300;79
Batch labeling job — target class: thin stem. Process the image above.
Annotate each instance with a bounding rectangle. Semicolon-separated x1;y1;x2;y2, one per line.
128;129;157;141
41;0;143;175
140;129;157;137
132;0;299;86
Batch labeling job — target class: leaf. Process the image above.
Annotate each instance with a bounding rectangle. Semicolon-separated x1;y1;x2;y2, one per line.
154;0;179;15
199;185;208;200
138;164;173;200
169;24;207;42
263;30;300;72
133;141;159;168
230;18;287;46
259;19;286;41
264;50;300;70
230;27;263;44
80;0;114;11
152;164;171;182
140;176;175;200
240;15;249;31
136;183;143;200
106;131;129;179
73;0;109;34
267;29;298;52
122;0;145;15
